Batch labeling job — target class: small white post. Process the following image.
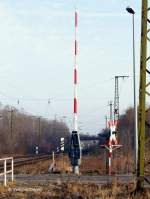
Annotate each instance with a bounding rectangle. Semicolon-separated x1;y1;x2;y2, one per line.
52;151;55;165
36;146;38;155
11;158;14;182
108;147;112;176
4;160;6;186
61;138;64;172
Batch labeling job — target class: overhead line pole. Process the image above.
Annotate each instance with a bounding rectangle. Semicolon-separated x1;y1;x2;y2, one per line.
109;101;113;121
10;108;14;140
137;0;149;189
38;117;41;154
114;76;129;123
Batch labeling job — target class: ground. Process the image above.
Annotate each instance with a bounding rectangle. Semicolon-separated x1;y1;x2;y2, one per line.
0;181;149;199
0;155;150;198
14;155;133;175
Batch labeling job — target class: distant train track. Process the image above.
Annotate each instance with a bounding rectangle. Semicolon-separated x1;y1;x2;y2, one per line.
0;153;50;159
14;154;52;167
0;153;58;171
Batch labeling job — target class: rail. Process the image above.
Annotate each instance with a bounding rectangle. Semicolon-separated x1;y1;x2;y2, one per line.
0;157;14;186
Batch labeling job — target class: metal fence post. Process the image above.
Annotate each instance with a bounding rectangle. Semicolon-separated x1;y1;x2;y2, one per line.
4;160;6;186
11;158;14;182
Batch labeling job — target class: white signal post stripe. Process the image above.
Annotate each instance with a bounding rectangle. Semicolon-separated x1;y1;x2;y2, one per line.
61;138;64;152
108;147;112;176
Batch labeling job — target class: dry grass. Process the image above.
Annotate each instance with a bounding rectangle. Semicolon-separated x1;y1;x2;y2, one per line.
112;155;134;174
79;154;134;175
15;154;135;175
0;181;149;199
80;155;105;174
15;155;71;175
10;155;149;198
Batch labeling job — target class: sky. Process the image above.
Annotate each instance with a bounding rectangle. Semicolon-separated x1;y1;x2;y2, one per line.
0;0;142;134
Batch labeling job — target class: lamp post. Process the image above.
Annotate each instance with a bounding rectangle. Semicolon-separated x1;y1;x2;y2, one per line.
126;6;138;172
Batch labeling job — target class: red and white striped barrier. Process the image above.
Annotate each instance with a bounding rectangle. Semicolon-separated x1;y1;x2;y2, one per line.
73;11;78;132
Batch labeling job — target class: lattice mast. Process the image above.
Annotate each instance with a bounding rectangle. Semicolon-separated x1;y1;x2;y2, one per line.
114;76;129;123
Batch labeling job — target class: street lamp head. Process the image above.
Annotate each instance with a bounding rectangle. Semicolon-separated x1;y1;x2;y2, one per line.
126;7;135;14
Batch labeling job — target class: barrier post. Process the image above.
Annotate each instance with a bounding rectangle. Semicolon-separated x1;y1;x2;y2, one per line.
11;158;14;181
4;160;6;186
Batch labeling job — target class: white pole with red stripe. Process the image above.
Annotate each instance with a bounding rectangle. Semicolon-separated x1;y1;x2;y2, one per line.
70;10;81;175
74;11;78;132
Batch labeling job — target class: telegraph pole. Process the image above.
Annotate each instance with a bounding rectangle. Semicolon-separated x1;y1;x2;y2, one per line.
10;108;13;139
38;117;41;154
8;107;15;153
9;107;15;140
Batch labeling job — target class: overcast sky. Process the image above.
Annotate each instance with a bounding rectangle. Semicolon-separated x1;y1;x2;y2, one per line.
0;0;141;134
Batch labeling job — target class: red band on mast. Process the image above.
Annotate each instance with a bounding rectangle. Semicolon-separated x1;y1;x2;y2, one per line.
74;98;77;113
108;152;112;158
74;69;77;84
75;12;78;27
75;40;77;55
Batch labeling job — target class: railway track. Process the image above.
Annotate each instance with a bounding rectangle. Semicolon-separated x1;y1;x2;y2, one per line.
0;153;56;171
14;154;52;167
2;154;149;187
